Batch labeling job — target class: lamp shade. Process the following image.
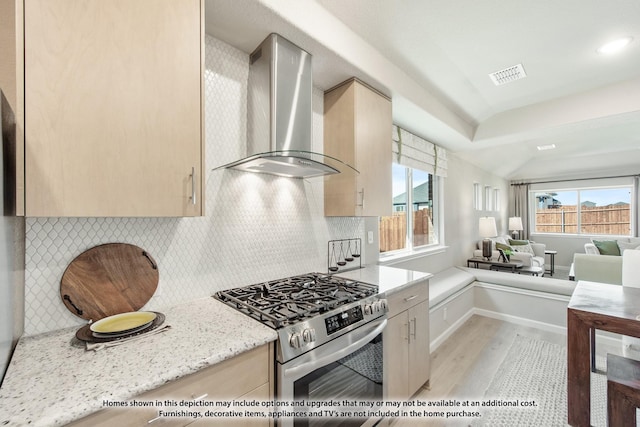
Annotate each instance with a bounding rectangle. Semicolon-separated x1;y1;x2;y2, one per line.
508;217;523;231
479;217;498;238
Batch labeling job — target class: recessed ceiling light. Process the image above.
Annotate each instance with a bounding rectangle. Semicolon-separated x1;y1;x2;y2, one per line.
537;144;556;151
597;37;633;55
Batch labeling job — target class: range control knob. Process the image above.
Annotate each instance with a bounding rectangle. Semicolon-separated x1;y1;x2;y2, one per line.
289;332;302;349
364;304;373;315
379;299;388;312
302;328;316;344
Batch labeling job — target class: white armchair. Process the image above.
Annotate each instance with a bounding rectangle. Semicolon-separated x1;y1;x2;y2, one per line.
473;235;545;269
622;249;640;358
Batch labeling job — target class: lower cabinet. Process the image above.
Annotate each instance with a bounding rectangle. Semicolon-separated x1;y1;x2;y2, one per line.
384;282;430;401
68;343;273;427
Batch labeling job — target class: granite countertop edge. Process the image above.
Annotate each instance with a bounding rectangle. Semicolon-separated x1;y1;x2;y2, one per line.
333;264;433;296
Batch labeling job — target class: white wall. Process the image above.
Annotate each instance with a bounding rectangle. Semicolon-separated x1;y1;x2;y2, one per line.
388;153;510;274
528;234;592;267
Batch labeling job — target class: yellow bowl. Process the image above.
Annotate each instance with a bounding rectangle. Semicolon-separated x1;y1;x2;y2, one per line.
90;311;157;334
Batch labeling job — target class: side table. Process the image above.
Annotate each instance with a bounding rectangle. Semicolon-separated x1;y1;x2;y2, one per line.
545;250;557;276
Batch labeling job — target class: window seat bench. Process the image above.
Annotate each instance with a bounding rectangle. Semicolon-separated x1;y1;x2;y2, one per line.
428;266;577;350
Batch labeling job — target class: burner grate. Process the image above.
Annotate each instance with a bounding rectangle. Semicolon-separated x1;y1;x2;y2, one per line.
214;273;377;328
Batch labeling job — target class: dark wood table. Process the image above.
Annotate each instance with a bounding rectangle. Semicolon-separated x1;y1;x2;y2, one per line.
466;257;523;272
567;281;640;426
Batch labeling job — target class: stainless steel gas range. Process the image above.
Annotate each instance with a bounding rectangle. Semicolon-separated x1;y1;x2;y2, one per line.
215;272;388;427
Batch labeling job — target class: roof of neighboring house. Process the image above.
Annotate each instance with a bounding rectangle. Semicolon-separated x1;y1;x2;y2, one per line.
393;181;430;205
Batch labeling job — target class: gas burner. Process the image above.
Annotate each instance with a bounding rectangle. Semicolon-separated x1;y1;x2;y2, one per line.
214;273;378;329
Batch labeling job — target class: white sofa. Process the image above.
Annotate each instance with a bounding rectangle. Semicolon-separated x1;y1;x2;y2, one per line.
584;237;640;255
473;235;545;269
572;253;623;285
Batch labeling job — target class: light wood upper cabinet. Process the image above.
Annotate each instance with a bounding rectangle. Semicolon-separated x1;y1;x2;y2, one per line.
22;0;203;217
0;0;25;216
324;78;392;217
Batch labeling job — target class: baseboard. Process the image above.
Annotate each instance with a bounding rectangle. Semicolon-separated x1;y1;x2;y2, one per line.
430;308;475;352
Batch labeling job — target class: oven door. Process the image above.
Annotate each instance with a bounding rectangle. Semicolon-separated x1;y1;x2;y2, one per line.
277;317;386;427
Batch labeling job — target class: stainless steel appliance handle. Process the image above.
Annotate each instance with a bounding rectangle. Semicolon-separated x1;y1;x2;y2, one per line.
283;318;387;380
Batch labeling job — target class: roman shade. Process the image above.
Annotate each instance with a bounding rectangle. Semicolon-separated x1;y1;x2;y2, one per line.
392;125;448;177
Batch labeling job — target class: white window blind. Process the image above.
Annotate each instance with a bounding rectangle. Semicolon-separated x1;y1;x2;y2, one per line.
392;125;448;177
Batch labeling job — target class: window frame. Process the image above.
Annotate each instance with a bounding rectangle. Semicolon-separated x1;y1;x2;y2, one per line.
379;164;442;258
530;185;634;237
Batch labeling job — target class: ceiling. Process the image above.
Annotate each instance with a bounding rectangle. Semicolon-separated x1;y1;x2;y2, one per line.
205;0;640;182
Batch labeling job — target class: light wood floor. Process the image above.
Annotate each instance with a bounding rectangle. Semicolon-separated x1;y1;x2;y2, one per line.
390;314;620;427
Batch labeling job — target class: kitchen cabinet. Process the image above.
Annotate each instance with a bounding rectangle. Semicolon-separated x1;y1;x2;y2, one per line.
323;78;392;217
67;343;273;427
384;281;430;400
0;0;24;215
10;0;204;217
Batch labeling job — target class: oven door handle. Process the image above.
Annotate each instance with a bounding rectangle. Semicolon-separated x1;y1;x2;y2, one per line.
283;318;387;380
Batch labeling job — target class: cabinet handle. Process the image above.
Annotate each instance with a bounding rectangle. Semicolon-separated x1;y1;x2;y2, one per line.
404;295;418;302
410;318;417;339
406;322;410;344
147;393;208;423
357;188;365;208
190;167;197;205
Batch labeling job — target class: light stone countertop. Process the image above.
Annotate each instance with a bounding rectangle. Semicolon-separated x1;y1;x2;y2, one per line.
334;264;432;295
0;297;278;427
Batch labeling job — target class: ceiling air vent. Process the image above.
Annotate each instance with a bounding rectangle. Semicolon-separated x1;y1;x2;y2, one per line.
489;64;527;86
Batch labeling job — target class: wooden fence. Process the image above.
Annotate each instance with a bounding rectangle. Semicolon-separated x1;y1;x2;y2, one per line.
380;208;432;252
535;205;630;235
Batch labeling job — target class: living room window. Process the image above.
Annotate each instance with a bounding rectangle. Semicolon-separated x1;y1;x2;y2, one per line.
379;164;440;253
532;186;633;236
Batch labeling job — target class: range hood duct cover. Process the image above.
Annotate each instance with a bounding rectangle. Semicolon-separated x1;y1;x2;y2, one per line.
216;33;356;178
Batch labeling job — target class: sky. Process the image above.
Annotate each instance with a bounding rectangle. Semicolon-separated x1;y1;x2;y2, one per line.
392;164;430;197
540;188;631;206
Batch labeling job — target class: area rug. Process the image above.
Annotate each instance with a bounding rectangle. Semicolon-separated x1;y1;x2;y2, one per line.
472;334;611;426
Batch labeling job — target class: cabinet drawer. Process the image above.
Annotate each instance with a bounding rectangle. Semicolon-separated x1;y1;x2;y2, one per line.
386;281;429;318
68;344;271;427
190;383;271;426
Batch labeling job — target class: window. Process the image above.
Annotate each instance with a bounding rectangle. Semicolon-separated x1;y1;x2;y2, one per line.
532;186;632;235
473;183;482;210
494;188;501;211
380;164;439;253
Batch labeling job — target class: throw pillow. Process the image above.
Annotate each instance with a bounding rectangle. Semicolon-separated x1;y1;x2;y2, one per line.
617;241;640;254
509;239;535;255
495;242;513;252
592;239;621;256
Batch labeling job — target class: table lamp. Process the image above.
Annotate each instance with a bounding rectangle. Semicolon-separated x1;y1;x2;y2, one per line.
479;217;497;260
508;217;523;239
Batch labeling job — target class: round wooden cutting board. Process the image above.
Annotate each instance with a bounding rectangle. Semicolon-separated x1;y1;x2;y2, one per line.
60;243;159;321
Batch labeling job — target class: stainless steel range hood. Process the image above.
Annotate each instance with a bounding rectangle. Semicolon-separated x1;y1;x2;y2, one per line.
216;33;356;178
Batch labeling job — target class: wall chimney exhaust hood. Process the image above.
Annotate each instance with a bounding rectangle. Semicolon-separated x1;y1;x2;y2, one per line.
214;33;357;178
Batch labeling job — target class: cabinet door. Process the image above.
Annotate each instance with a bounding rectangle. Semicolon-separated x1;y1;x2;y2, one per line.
408;300;430;396
24;0;203;217
324;79;391;217
384;312;410;400
354;81;392;217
